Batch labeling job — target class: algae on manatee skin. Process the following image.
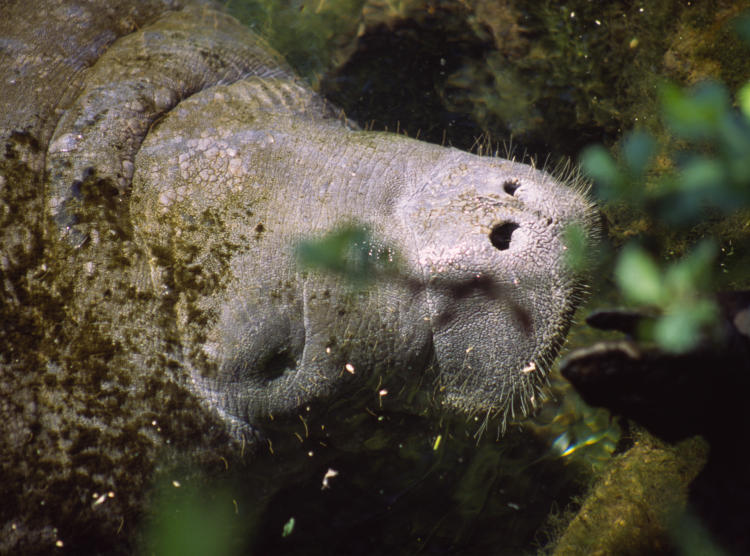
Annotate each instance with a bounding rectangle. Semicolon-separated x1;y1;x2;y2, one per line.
0;116;240;553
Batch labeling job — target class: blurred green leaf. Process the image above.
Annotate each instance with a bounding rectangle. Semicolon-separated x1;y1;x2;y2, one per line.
614;245;663;306
622;130;656;178
295;224;399;283
717;108;750;160
679;158;725;193
282;516;295;538
663;240;717;298
295;224;400;283
658;156;734;224
296;224;369;275
653;308;700;353
618;241;719;352
653;299;718;353
669;509;731;556
144;484;239;556
661;81;731;140
580;145;623;200
582;50;748;358
739;81;750;119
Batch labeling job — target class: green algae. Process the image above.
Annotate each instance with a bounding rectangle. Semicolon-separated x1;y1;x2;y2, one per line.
552;431;709;556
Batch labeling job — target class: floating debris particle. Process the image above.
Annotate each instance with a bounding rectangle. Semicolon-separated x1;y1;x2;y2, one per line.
433;434;442;451
321;468;339;490
521;361;536;374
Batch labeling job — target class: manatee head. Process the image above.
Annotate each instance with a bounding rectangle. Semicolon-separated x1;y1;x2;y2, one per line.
398;149;596;428
130;78;596;440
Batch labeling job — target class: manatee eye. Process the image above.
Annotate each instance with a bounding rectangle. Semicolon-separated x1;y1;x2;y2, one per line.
489;222;519;251
503;179;520;196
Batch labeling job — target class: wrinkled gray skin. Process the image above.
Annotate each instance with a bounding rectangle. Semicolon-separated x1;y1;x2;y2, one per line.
3;0;593;440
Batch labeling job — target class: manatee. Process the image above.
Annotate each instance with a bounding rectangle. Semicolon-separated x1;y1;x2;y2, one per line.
1;0;595;551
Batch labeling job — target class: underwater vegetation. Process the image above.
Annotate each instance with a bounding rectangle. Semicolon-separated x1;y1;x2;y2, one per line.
308;0;750;159
558;12;750;555
447;0;750;158
580;46;750;351
228;1;750;162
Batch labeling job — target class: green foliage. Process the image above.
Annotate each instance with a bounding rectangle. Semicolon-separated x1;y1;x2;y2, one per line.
669;510;731;556
614;244;663;306
281;516;296;538
581;131;657;205
295;224;400;284
580;14;750;352
733;10;750;44
615;241;720;352
661;81;732;140
740;81;750;118
615;241;717;307
583;77;750;223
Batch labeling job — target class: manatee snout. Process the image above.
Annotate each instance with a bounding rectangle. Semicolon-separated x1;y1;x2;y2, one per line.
401;156;594;426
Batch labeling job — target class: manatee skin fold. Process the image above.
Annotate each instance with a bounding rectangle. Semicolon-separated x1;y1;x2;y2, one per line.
4;0;595;445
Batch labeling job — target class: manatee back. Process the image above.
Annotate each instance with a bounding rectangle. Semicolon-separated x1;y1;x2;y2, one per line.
1;0;181;152
0;0;308;244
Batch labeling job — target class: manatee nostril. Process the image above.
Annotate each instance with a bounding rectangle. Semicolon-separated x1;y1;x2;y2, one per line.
489;222;519;251
503;180;520;196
